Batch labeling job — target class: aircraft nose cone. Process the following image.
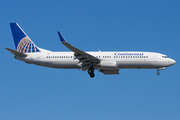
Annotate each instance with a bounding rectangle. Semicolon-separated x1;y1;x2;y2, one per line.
169;59;176;65
172;59;176;64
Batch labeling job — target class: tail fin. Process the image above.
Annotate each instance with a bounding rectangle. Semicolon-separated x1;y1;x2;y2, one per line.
10;23;40;53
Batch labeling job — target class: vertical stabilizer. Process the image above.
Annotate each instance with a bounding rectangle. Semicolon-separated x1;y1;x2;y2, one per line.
10;23;40;53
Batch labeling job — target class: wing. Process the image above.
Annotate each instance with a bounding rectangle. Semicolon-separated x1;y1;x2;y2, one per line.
58;32;100;67
5;47;27;57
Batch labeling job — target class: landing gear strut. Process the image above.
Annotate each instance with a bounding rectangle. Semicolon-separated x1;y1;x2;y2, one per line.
88;66;95;78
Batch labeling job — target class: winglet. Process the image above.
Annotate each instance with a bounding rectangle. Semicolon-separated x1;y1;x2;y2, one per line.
58;32;66;43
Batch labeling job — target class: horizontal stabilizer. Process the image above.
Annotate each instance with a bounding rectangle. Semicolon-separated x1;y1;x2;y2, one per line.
5;47;27;57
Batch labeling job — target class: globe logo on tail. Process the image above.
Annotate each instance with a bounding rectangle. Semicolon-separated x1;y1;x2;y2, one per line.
17;37;40;53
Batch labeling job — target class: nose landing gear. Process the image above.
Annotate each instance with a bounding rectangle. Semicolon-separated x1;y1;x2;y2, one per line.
156;67;166;75
88;66;95;78
156;70;160;75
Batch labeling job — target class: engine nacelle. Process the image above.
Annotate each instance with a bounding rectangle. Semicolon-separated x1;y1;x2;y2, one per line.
100;61;117;68
100;69;120;75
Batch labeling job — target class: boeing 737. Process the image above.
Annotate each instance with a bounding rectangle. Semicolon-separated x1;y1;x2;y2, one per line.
5;23;176;78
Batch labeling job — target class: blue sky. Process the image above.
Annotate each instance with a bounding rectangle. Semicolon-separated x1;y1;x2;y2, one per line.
0;0;180;120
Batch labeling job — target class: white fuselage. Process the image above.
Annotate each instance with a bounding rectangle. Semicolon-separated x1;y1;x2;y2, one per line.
15;51;176;70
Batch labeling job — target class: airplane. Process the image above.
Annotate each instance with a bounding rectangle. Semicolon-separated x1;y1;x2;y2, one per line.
5;23;176;78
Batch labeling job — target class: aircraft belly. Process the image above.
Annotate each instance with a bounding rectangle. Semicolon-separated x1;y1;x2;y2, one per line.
117;61;169;69
117;61;153;68
39;61;79;69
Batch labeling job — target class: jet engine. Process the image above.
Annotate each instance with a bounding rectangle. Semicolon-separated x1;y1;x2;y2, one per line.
100;69;120;75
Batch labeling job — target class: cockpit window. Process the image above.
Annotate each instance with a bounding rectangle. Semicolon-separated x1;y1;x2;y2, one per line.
162;56;168;58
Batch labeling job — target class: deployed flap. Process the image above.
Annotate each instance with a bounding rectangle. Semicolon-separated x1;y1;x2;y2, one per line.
58;32;100;66
5;47;27;57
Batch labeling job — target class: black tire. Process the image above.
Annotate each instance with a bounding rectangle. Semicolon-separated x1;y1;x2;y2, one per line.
90;73;95;78
157;72;160;75
88;69;92;74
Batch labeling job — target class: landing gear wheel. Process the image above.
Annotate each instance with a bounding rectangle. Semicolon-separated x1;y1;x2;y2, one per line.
88;69;93;74
90;73;95;78
156;71;160;75
88;66;95;78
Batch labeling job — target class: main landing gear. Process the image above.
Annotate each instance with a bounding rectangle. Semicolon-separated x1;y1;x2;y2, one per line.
88;66;95;78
